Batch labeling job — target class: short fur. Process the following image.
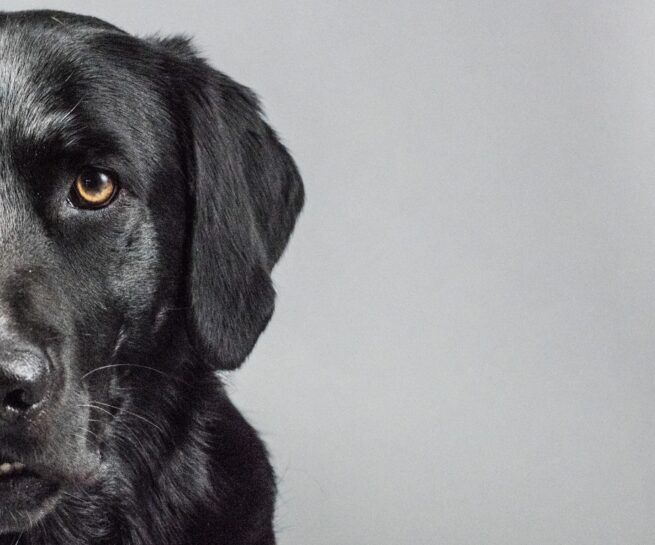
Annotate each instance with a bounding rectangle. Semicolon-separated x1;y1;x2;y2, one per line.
0;10;303;545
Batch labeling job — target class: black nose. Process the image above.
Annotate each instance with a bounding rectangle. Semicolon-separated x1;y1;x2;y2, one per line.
0;349;50;420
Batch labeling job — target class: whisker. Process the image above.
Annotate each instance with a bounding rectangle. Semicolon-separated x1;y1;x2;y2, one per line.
71;432;90;445
78;403;114;418
77;426;99;440
89;402;166;435
62;491;86;503
81;363;186;384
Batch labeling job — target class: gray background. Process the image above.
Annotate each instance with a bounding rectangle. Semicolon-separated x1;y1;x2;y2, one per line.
3;1;655;544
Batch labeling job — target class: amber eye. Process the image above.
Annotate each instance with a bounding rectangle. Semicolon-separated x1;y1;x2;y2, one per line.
70;168;119;209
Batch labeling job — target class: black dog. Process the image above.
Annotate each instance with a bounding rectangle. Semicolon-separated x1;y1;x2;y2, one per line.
0;10;303;545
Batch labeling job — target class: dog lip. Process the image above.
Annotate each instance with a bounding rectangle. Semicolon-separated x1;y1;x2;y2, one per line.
0;461;26;475
0;459;62;483
0;448;102;485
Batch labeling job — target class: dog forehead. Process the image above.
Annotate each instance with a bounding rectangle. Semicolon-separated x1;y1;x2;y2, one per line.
0;30;85;142
0;26;175;174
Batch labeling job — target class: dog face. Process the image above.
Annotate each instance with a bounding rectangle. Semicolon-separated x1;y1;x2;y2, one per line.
0;10;303;533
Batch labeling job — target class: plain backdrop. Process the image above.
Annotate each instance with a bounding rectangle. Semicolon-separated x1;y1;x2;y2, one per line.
3;2;655;544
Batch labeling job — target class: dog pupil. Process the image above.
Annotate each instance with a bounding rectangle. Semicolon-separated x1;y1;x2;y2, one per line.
84;172;104;192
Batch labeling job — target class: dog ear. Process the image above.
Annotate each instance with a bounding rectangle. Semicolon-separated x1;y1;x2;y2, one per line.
160;38;304;369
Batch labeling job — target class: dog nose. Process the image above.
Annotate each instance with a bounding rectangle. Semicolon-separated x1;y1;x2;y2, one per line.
0;349;50;420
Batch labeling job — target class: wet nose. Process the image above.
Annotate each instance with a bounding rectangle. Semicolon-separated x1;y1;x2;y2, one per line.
0;348;50;421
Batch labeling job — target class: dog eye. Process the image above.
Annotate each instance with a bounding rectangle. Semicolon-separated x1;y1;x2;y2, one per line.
70;168;119;209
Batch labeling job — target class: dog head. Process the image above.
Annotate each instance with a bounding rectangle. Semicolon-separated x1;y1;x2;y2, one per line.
0;10;303;532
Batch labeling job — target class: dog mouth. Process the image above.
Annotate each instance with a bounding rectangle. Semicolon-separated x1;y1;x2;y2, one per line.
0;460;50;491
0;449;101;531
0;459;53;482
0;459;61;515
0;461;26;476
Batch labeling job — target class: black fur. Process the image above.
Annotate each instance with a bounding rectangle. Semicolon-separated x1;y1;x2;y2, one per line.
0;10;303;545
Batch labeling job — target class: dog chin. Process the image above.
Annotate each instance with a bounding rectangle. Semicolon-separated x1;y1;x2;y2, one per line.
0;478;62;533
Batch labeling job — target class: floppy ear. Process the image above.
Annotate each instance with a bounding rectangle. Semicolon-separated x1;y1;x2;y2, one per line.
162;39;304;369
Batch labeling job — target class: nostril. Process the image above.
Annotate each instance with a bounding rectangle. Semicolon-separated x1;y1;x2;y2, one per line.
3;388;34;412
0;348;51;420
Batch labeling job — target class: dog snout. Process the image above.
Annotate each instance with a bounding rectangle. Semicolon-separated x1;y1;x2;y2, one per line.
0;346;51;422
